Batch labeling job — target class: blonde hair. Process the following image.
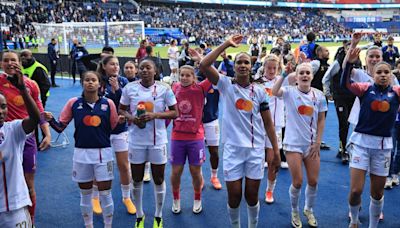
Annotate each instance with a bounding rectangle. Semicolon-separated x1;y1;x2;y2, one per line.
263;54;280;65
295;62;313;75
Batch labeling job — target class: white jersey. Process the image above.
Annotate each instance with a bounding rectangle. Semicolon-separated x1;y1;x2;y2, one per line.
120;81;177;146
282;86;328;146
262;77;285;128
0;120;31;213
168;46;179;65
216;75;269;148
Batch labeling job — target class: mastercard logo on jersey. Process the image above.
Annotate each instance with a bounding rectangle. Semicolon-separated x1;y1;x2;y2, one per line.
297;105;314;116
138;101;154;112
235;98;253;112
83;115;102;127
370;100;390;112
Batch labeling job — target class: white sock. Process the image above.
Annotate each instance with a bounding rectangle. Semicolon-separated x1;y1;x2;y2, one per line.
289;184;301;213
349;203;361;225
133;181;144;218
247;202;260;228
145;162;151;175
121;184;130;199
80;188;93;226
211;169;218;178
267;179;277;192
92;185;99;199
304;184;317;211
369;196;384;228
154;181;166;218
99;190;114;226
227;204;240;228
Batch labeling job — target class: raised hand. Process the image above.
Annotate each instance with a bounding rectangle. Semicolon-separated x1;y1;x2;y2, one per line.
226;35;243;48
351;32;362;47
7;62;25;90
109;76;119;92
188;48;203;62
348;48;361;64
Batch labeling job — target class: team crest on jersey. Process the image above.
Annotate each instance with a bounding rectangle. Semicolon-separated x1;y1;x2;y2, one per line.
178;100;192;114
77;103;83;109
101;104;108;111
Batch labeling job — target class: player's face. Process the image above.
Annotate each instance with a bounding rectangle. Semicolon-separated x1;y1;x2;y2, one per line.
264;61;278;79
366;49;382;69
83;73;100;92
103;58;120;77
234;53;251;79
1;52;20;75
124;63;137;78
388;40;394;46
179;68;195;87
374;64;391;87
296;65;313;86
139;60;156;85
0;95;7;125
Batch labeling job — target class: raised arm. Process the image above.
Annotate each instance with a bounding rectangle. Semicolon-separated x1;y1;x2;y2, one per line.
199;35;243;85
340;48;369;97
342;32;361;69
9;62;40;134
272;62;293;97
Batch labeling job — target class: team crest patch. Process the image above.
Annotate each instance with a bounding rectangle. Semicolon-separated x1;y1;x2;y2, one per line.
101;104;108;111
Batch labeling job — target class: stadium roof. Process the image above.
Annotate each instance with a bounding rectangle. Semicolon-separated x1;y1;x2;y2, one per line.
141;0;400;9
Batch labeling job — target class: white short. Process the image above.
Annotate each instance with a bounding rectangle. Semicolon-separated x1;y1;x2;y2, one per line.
204;119;220;146
0;207;32;228
169;61;178;70
265;127;283;149
347;143;391;177
223;144;265;181
111;131;129;152
129;144;167;165
283;144;312;158
72;161;114;183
